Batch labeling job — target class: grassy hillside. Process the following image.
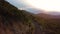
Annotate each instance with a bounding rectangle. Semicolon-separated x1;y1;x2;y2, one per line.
0;0;60;34
35;14;60;34
0;0;35;34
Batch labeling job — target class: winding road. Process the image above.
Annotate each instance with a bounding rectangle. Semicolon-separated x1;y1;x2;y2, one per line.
33;21;42;34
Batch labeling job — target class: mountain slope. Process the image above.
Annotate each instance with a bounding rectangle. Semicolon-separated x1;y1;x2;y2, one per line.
1;0;60;34
37;13;60;19
35;13;60;34
0;0;35;34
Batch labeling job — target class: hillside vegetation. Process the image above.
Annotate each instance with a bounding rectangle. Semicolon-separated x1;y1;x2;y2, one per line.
35;13;60;34
0;0;35;34
0;0;60;34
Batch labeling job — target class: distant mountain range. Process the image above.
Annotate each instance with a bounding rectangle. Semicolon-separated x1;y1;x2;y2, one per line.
37;13;60;19
27;8;60;18
45;12;60;15
25;8;44;14
25;7;60;15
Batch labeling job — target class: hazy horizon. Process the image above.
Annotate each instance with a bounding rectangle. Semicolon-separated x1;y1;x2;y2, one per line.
6;0;60;15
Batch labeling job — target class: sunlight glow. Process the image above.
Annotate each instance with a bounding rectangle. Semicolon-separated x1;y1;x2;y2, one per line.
23;0;60;12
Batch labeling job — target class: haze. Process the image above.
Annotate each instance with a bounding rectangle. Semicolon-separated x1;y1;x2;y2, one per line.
6;0;60;13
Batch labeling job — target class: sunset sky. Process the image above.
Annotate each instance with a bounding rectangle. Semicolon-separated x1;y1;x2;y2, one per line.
6;0;60;13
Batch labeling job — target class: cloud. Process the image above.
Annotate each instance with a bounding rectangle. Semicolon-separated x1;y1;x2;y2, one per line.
6;0;28;8
6;0;42;14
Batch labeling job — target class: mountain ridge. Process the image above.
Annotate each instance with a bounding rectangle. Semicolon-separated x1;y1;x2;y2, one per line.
37;13;60;19
0;0;35;34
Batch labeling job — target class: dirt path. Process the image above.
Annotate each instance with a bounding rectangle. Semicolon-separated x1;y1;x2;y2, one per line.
33;21;42;34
